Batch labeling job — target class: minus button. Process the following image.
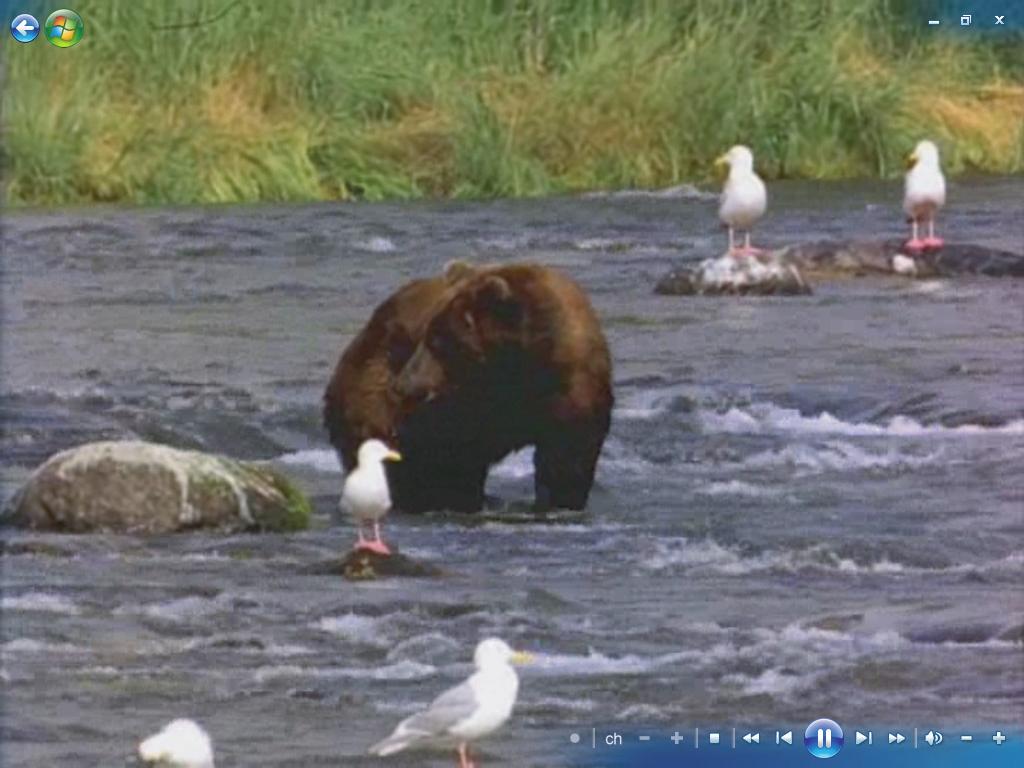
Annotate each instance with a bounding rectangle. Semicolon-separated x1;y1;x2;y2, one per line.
928;19;940;25
961;735;973;742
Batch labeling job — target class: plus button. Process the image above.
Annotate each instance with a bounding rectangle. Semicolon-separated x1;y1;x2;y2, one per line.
993;732;1006;745
671;731;684;745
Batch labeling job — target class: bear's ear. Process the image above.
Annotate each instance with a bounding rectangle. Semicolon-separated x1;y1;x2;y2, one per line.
444;260;477;285
475;275;512;302
473;275;521;327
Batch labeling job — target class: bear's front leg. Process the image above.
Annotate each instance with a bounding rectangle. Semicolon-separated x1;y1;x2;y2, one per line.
533;421;606;512
388;456;488;514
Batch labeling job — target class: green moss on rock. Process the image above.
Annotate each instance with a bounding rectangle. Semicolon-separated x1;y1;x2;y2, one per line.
253;465;312;532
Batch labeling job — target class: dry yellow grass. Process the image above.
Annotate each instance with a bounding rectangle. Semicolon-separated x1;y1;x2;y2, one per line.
364;104;458;195
912;85;1024;170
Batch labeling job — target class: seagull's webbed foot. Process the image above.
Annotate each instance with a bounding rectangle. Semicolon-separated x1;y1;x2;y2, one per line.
904;238;926;253
356;539;392;556
921;236;944;250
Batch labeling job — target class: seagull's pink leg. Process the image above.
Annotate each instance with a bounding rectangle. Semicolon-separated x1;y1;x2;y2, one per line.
905;218;925;252
922;214;944;250
457;743;476;768
355;523;387;554
741;231;765;257
359;521;392;556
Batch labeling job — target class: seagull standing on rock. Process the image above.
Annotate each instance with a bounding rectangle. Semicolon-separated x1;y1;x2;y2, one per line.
340;438;402;555
369;637;533;768
715;145;768;257
903;139;946;253
138;719;215;768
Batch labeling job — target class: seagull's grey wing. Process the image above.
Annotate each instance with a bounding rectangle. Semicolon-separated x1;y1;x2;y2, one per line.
368;679;479;756
404;679;480;735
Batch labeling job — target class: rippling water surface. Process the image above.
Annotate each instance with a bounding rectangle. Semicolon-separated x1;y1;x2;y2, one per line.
2;179;1023;766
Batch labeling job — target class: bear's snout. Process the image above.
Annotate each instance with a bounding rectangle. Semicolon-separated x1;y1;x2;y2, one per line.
396;345;444;401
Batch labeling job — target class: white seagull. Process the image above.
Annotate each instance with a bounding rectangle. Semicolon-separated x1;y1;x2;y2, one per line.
715;145;768;256
903;139;946;252
138;719;215;768
369;637;533;768
341;438;402;555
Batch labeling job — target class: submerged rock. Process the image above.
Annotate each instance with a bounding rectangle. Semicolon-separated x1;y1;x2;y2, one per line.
775;239;1024;279
655;240;1024;295
655;252;811;296
305;546;444;581
3;440;311;534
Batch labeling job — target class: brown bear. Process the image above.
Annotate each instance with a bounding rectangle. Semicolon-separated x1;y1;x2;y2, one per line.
323;261;613;513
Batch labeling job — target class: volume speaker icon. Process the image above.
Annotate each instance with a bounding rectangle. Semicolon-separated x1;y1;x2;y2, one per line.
925;730;944;746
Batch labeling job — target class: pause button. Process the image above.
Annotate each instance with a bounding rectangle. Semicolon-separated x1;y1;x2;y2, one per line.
805;719;843;758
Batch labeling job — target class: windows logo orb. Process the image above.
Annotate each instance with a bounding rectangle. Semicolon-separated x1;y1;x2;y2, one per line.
45;9;84;48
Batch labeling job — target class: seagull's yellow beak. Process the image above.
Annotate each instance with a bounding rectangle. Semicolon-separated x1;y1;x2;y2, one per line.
510;650;534;665
385;450;402;462
905;151;918;170
713;154;730;181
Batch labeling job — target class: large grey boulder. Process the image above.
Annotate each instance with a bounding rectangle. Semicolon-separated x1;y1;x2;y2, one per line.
3;441;311;534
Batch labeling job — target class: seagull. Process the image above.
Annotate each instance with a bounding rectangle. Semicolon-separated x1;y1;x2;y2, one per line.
369;637;533;768
341;438;402;555
138;719;215;768
715;145;768;256
903;139;946;252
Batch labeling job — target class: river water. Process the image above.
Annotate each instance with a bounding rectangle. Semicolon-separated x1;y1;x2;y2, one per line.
2;178;1022;766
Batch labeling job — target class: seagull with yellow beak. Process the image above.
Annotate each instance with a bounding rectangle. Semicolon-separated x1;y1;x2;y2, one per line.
369;637;533;768
340;438;402;555
715;145;768;256
903;139;946;252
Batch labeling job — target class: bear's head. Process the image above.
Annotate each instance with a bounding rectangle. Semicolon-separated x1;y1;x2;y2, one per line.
396;265;524;402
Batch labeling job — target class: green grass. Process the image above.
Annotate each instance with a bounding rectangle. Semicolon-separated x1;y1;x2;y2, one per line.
3;0;1022;206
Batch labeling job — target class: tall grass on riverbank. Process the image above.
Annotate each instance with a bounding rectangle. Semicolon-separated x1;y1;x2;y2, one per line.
3;0;1022;206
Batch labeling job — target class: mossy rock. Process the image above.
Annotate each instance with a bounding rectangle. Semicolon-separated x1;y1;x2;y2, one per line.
304;546;444;581
2;440;310;534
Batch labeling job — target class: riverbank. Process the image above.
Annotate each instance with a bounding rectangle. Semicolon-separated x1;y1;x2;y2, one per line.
4;0;1023;206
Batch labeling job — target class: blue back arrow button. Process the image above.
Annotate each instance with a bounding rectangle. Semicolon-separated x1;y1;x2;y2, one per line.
11;13;41;43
